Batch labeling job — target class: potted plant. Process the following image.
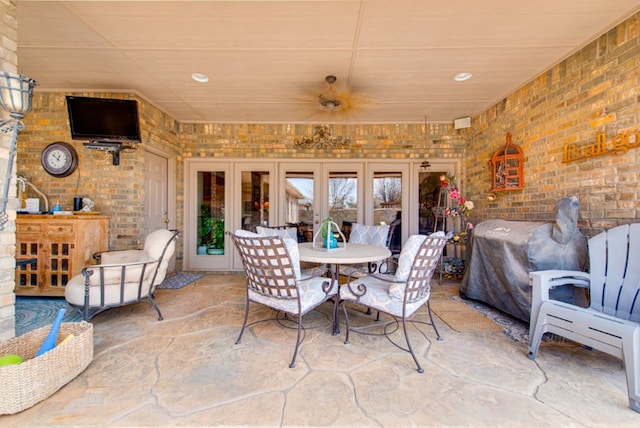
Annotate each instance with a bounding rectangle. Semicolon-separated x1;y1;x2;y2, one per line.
209;217;225;254
199;204;225;255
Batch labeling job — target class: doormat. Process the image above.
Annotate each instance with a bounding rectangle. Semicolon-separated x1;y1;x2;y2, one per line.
156;271;204;290
430;298;503;332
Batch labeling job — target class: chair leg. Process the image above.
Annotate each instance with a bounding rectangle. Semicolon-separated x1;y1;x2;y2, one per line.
426;300;442;341
235;299;250;345
401;317;423;373
332;296;340;336
289;313;303;369
343;302;351;345
147;295;163;321
622;330;640;413
527;306;548;360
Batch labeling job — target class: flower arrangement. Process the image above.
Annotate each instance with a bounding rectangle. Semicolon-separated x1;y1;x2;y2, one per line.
440;174;474;216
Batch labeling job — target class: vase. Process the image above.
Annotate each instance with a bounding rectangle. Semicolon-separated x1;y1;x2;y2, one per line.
323;236;338;249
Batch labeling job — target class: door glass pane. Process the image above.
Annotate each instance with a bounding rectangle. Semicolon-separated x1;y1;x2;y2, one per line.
328;171;357;241
418;170;447;234
197;171;225;255
285;172;314;242
241;171;269;231
374;171;402;251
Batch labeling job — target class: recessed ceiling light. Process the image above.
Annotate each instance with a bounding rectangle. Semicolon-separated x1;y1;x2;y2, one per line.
191;73;209;83
454;72;472;82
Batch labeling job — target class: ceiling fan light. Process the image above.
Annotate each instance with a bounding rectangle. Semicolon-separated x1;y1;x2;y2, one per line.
318;94;342;111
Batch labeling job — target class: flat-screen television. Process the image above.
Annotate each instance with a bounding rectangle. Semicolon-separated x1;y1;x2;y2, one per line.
66;96;141;143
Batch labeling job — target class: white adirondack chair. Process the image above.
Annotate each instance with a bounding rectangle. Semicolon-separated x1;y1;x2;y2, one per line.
528;223;640;413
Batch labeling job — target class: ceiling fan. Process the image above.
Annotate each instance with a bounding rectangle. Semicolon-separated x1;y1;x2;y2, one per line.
315;75;369;114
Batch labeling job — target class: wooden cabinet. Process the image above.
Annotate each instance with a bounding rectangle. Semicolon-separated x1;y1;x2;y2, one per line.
15;215;110;296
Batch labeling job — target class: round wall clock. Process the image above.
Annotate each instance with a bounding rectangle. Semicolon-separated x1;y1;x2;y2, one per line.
41;142;79;178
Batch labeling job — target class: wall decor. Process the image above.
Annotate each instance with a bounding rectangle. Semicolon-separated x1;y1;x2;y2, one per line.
562;130;640;163
489;132;524;192
41;141;79;178
293;125;350;149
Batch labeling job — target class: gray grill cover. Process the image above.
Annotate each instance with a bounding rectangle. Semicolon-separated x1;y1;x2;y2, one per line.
460;196;588;321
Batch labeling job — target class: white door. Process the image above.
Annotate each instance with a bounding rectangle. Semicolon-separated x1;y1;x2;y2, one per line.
144;149;176;271
144;151;170;234
184;159;232;270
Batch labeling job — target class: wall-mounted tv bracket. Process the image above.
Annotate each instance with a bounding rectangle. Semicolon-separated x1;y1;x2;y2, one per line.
83;142;136;165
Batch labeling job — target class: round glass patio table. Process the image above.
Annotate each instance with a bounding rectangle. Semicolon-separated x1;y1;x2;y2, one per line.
298;242;392;335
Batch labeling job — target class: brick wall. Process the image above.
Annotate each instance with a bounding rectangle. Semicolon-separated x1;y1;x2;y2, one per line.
20;100;467;272
0;0;18;340
464;12;640;238
18;92;181;249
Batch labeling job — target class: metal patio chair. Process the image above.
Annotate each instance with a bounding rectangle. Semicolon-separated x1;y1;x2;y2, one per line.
229;230;337;368
340;232;446;373
65;229;179;321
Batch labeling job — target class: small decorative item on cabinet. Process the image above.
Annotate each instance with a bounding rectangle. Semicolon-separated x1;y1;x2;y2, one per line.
490;132;524;192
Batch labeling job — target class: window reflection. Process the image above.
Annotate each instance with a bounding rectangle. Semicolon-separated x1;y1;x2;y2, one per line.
197;171;225;255
286;172;314;242
241;171;269;232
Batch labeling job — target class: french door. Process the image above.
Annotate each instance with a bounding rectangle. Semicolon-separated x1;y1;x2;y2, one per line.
279;162;364;241
184;158;460;271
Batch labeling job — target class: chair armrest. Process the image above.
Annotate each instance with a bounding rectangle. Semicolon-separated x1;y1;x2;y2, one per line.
81;257;160;286
530;269;590;292
529;269;590;332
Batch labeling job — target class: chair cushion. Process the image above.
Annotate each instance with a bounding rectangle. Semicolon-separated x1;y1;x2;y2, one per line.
249;275;337;315
393;234;428;283
349;223;390;247
256;226;298;242
390;232;445;299
236;229;302;280
100;249;144;264
234;229;262;238
144;229;177;260
340;275;428;318
65;272;154;307
84;257;156;286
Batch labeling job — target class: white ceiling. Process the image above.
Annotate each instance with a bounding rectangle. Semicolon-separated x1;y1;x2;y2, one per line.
16;0;640;124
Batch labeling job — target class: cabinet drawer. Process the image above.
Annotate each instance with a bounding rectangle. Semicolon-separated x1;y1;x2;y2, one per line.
47;224;74;235
17;223;43;234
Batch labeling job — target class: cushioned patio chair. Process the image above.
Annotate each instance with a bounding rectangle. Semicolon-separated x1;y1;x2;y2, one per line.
341;223;391;278
229;230;337;368
255;225;326;277
65;229;179;321
340;232;446;373
528;223;640;413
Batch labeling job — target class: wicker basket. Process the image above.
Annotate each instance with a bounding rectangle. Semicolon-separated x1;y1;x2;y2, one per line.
0;321;93;415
